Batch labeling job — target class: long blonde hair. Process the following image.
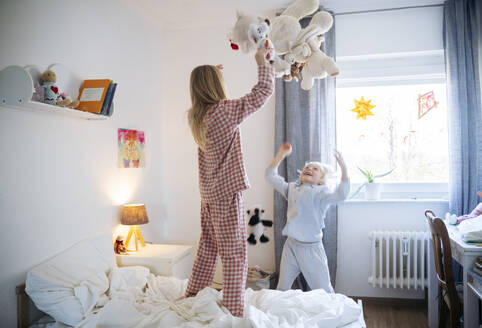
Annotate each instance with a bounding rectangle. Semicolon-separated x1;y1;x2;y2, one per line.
188;65;226;151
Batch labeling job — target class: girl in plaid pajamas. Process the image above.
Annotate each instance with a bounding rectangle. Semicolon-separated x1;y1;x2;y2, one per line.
266;142;349;293
185;48;274;317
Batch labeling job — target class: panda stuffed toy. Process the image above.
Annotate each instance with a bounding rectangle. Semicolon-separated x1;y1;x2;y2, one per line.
247;205;273;245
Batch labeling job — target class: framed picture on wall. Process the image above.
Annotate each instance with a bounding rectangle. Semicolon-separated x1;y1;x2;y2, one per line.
118;128;145;168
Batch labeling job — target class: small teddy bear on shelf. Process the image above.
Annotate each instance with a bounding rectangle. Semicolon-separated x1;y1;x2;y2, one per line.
41;69;79;108
114;236;128;255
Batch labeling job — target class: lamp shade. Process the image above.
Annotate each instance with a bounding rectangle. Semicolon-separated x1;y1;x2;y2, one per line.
121;204;149;225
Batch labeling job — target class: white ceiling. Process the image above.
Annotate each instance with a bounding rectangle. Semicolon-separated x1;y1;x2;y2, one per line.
123;0;444;31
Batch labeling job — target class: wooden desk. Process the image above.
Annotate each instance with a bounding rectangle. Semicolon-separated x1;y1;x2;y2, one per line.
467;269;482;302
428;222;482;328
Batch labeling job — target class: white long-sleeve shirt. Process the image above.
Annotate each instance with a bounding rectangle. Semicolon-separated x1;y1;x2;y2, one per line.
266;167;350;242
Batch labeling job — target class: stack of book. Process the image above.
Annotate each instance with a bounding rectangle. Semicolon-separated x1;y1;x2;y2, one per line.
76;79;117;116
472;256;482;276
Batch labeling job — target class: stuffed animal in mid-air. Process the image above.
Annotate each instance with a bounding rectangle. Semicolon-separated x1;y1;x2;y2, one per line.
229;11;270;53
228;12;283;72
269;0;319;55
247;205;273;245
41;69;79;108
291;11;340;90
272;7;339;88
227;0;339;90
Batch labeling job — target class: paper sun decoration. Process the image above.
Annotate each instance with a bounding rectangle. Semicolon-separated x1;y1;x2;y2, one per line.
351;96;376;120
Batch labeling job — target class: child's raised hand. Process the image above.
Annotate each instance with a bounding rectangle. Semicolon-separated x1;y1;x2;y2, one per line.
216;64;224;71
269;142;292;168
334;150;348;178
334;150;346;169
278;142;292;157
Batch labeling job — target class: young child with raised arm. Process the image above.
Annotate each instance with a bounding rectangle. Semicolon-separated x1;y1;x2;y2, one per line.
184;48;274;317
266;142;350;293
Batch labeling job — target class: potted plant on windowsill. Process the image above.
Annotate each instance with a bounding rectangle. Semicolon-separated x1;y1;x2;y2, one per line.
350;167;395;200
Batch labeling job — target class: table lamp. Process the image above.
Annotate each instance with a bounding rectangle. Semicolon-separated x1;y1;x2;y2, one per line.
121;204;149;251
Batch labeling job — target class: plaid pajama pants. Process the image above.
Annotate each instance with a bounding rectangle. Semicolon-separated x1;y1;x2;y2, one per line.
185;192;248;317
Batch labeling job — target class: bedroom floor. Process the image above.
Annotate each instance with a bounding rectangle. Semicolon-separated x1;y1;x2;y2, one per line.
361;298;427;328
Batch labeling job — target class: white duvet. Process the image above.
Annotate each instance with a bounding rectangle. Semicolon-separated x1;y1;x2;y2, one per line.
75;266;362;328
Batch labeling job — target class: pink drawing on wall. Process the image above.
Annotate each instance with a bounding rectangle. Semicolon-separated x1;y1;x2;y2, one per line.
118;128;145;168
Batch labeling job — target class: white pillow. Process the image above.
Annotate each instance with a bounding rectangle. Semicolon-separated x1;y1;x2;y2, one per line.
25;234;115;326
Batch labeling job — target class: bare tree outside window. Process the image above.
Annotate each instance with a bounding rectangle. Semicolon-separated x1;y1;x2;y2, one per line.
336;84;448;183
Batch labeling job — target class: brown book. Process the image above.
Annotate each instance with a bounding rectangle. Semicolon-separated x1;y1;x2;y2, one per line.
76;79;111;113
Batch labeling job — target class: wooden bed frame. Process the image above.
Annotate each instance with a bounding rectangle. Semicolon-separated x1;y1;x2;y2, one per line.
16;283;44;328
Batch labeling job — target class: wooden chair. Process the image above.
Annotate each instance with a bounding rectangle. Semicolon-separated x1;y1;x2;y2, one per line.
425;210;463;328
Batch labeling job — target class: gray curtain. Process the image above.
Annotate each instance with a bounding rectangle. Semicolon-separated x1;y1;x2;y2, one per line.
273;14;337;290
444;0;482;215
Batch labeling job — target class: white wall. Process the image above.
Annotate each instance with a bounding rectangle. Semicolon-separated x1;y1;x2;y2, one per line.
0;0;165;325
337;199;448;298
160;22;276;277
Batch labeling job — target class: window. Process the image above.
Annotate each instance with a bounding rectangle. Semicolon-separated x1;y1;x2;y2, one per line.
336;82;448;184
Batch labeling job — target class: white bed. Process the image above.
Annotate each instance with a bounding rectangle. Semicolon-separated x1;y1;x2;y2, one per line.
24;235;366;328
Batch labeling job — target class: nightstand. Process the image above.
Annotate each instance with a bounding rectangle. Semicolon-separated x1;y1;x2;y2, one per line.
116;244;194;279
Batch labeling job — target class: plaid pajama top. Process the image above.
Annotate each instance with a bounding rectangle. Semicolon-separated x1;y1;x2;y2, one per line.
198;65;274;203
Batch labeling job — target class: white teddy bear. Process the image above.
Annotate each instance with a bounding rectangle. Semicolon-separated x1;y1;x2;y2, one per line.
270;0;319;55
229;11;276;64
268;0;319;78
290;10;340;90
228;11;292;76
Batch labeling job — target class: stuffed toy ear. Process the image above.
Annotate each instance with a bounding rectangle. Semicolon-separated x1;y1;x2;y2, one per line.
265;18;270;26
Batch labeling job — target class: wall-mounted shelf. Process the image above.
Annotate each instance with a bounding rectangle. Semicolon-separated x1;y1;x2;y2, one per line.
0;64;112;120
1;100;108;120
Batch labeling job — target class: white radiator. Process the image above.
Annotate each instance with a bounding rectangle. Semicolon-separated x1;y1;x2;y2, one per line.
368;230;430;290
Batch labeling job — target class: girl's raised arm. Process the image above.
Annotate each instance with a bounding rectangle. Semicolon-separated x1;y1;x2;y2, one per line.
218;49;274;127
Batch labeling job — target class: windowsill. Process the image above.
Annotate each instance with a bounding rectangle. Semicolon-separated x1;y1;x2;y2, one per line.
347;182;449;201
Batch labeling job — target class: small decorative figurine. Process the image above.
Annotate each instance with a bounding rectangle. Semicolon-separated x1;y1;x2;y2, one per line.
114;236;128;254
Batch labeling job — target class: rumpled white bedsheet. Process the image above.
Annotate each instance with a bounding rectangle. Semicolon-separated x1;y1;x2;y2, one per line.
77;266;362;328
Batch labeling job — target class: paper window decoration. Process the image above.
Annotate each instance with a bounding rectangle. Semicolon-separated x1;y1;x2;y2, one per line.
417;91;438;119
351;96;376;120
